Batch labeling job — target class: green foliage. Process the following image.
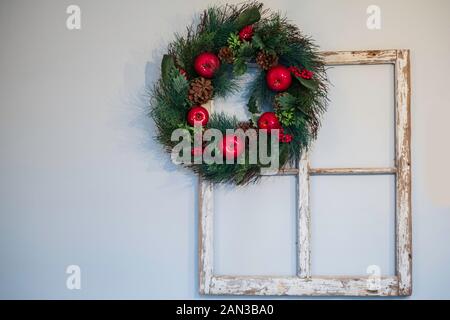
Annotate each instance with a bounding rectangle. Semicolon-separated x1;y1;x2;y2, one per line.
246;68;275;112
236;42;255;60
274;93;297;126
207;112;239;133
275;92;297;109
233;58;247;76
212;64;239;98
227;33;242;51
255;15;290;54
296;76;318;91
232;42;256;77
247;94;259;114
200;8;235;47
150;1;329;185
169;30;216;76
251;34;265;50
276;108;296;126
170;69;189;94
234;6;262;30
161;55;176;85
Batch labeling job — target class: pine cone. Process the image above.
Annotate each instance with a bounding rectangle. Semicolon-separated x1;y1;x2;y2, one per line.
188;77;213;105
256;51;279;70
237;120;257;139
274;92;287;110
237;120;254;131
218;47;234;64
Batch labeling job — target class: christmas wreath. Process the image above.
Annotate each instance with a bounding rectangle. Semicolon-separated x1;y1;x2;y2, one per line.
150;1;328;185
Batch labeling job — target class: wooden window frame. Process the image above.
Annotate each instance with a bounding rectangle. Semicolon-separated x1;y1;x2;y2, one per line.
198;50;412;296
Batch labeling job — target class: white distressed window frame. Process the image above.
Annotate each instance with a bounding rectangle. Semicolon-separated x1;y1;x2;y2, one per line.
198;50;412;296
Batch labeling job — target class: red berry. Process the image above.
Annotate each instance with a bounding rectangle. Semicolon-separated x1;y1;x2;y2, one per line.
266;65;292;92
288;66;301;77
194;52;220;79
300;69;313;80
179;68;188;79
278;128;285;140
187;106;209;126
281;134;293;143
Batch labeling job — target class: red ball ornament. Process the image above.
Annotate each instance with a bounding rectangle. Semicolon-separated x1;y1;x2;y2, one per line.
194;52;220;78
239;25;254;41
266;65;292;92
218;134;245;159
257;112;281;130
187;106;209;126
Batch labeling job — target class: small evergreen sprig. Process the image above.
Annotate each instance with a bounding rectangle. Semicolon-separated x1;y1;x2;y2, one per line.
227;33;242;51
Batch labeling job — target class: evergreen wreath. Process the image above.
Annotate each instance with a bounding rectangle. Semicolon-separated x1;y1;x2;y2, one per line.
150;1;328;185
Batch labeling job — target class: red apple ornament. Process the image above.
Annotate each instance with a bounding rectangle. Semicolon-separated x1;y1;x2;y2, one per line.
218;134;245;159
187;106;209;126
194;52;220;78
266;65;292;92
257;112;281;131
239;25;254;41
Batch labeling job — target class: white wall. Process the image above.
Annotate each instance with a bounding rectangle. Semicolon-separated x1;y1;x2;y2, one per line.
0;0;449;299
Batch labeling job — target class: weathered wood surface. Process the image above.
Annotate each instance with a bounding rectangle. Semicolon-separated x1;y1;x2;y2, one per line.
394;49;412;296
260;167;396;176
320;50;397;65
198;178;214;294
209;276;399;296
297;151;311;278
202;100;214;114
259;168;299;176
198;49;412;296
310;167;397;175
